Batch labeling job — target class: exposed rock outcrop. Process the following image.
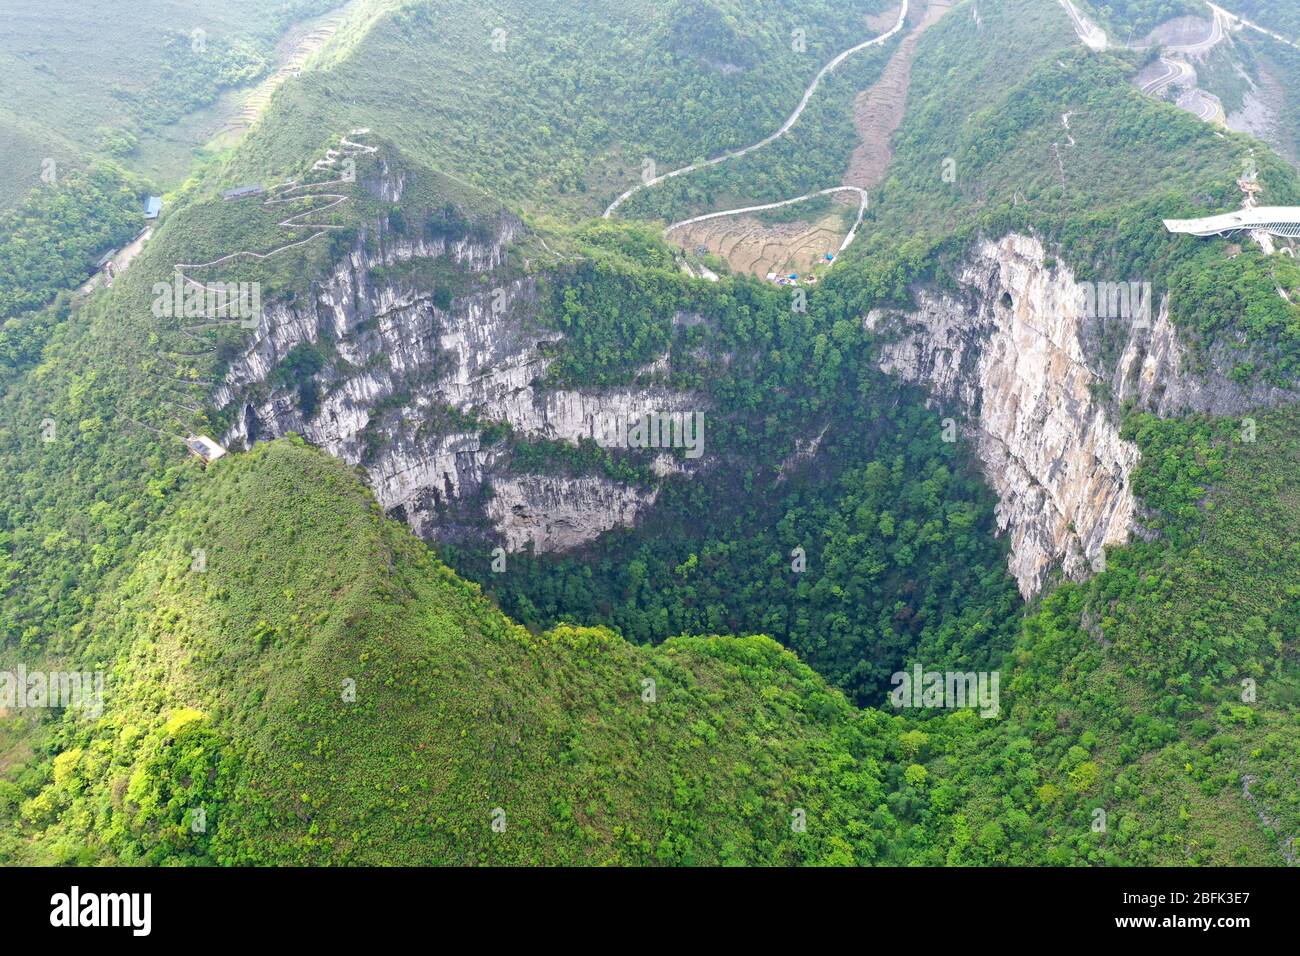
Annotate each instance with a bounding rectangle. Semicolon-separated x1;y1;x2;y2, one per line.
487;475;659;552
867;232;1296;597
215;211;705;552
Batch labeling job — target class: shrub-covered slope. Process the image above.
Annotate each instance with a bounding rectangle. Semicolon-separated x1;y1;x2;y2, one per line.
2;0;1299;869
6;415;1299;866
3;439;906;866
893;405;1300;866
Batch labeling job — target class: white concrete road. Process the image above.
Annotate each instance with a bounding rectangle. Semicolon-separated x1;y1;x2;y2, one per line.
1209;2;1300;52
664;186;870;256
603;1;909;218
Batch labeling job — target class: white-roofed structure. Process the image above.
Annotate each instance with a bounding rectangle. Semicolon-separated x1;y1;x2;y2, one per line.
185;434;228;464
1164;206;1300;239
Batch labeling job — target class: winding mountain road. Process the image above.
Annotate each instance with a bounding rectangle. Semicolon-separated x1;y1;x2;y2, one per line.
1178;86;1224;124
1166;8;1225;55
1061;2;1234;127
172;135;377;335
603;0;909;219
1139;56;1193;95
664;185;869;254
1063;0;1229;58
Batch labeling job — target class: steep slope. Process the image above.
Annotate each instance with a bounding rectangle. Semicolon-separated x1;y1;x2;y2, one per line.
2;439;901;866
72;125;1018;709
203;150;709;553
842;0;955;190
905;403;1300;866
866;232;1298;595
0;0;355;202
3;0;1300;871
6;420;1298;867
821;0;1300;595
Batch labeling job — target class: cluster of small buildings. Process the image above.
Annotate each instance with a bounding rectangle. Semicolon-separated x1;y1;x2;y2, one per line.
765;253;835;287
86;196;161;286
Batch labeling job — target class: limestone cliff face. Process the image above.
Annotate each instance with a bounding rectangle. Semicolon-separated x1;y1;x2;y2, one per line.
216;205;1287;596
485;475;659;552
215;207;704;552
867;233;1295;597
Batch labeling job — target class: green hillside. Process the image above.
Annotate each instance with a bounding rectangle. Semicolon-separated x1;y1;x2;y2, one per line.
1;0;1299;870
2;439;907;866
6;409;1298;865
226;0;895;218
895;405;1300;866
0;0;352;203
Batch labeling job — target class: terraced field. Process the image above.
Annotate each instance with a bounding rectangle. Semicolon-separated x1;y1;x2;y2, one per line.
665;0;954;279
672;202;854;277
215;2;354;140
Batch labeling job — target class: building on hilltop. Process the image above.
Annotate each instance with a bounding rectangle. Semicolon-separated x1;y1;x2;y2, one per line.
185;435;228;465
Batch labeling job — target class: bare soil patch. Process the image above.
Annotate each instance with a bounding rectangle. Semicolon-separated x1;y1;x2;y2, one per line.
844;0;956;190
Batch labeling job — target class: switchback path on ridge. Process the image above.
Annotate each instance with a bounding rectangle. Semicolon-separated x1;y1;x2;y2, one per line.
172;135;377;336
141;134;379;439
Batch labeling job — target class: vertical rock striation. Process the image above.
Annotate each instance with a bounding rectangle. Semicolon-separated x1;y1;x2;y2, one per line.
867;232;1294;597
214;211;705;552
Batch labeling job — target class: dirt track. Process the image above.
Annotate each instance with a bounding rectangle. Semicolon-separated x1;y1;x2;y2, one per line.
665;1;954;278
644;2;960;278
604;1;910;217
843;0;956;191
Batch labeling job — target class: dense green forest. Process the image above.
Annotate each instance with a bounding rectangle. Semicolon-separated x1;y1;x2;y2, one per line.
914;405;1300;865
226;0;895;218
1;0;1299;868
1;440;912;865
0;164;148;382
5;412;1297;864
1085;0;1199;37
617;33;894;221
118;31;269;129
0;165;143;323
446;247;1022;707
